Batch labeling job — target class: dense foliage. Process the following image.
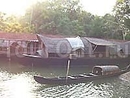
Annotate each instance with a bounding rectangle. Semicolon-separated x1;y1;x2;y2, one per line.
0;12;34;33
0;0;129;40
113;0;130;40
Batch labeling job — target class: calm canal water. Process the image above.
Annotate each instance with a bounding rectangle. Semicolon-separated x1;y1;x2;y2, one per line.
0;60;130;98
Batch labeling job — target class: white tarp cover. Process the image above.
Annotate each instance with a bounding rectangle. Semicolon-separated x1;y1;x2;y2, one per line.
66;36;84;49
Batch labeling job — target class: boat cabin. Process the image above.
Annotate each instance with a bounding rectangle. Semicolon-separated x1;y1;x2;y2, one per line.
36;34;86;58
92;66;120;75
85;37;121;58
36;34;123;58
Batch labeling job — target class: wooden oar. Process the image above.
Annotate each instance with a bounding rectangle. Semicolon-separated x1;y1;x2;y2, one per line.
66;59;70;79
66;55;72;82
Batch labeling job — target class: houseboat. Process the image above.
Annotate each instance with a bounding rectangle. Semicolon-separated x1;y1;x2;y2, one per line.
16;34;130;67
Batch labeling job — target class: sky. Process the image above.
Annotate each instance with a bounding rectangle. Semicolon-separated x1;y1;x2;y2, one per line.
81;0;117;16
0;0;37;16
0;0;117;16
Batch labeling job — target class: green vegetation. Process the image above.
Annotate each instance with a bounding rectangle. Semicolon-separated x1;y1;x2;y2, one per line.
0;13;34;33
0;0;129;40
113;0;130;40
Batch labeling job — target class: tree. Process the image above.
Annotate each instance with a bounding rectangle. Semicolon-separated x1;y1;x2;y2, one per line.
102;14;123;39
113;0;130;40
88;16;105;38
24;0;85;35
1;0;128;40
0;12;33;33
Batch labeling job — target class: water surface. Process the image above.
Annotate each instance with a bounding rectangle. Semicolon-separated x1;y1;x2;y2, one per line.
0;60;130;98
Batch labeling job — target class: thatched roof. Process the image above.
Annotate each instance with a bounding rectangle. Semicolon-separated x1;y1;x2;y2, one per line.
85;37;116;46
37;34;72;54
0;32;36;40
37;34;123;55
0;32;64;40
0;32;65;48
80;37;92;54
92;66;120;75
37;34;90;54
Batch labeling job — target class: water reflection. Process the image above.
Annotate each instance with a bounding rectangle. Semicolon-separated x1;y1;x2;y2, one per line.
0;61;130;98
0;71;39;98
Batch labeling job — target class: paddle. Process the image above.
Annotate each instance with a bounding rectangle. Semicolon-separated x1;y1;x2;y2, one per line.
66;55;72;82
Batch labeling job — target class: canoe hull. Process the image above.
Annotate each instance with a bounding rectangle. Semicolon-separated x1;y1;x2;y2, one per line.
34;70;127;85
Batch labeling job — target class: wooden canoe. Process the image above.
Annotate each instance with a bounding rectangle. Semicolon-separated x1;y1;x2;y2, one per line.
34;65;130;85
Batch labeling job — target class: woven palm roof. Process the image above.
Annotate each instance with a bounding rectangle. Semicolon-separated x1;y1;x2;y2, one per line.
36;34;92;54
37;34;72;54
85;37;115;46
